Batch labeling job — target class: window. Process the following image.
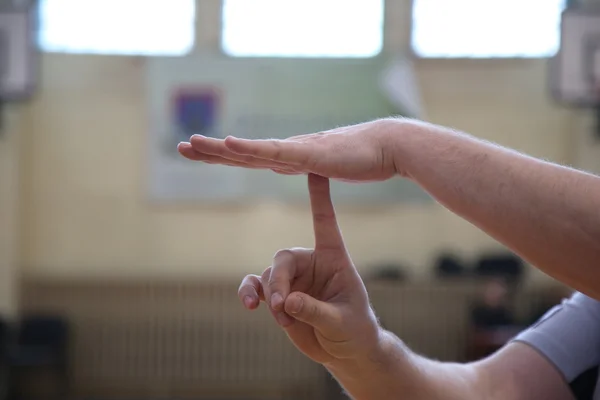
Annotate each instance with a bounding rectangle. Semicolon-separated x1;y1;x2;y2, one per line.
221;0;384;58
38;0;195;56
412;0;566;58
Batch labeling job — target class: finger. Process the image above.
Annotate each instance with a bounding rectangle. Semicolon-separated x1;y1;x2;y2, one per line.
189;135;236;157
268;248;312;311
238;274;264;310
178;142;226;163
260;267;273;304
262;267;294;327
180;148;299;173
268;250;295;311
194;154;288;170
224;136;312;165
180;150;246;167
308;174;345;250
190;135;293;169
271;168;303;176
284;291;342;336
178;142;202;160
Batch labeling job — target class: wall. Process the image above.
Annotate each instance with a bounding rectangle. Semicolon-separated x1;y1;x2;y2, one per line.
0;107;25;314
572;111;600;173
16;0;587;281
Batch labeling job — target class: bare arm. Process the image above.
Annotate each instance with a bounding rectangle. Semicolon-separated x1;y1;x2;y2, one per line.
181;117;600;296
181;120;582;399
326;330;573;400
389;119;600;299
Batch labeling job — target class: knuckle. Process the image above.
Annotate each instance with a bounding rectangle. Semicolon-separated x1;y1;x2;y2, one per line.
271;141;283;160
240;274;259;288
261;266;271;279
238;279;255;298
237;285;245;298
290;246;312;253
211;143;227;157
273;248;295;261
238;274;253;287
273;247;311;260
312;212;335;224
268;275;285;287
260;269;271;292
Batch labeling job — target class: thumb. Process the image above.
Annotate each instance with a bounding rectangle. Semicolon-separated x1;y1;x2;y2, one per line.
284;291;342;333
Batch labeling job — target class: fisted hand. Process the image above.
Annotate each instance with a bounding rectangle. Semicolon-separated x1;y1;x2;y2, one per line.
238;174;381;364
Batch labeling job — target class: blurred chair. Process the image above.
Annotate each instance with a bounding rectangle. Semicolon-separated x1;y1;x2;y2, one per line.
0;318;12;400
322;368;346;400
433;253;469;279
366;263;408;282
466;279;521;361
474;253;524;283
526;284;574;325
10;315;69;400
467;326;522;361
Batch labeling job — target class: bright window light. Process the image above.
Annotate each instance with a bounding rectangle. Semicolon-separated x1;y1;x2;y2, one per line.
38;0;195;56
221;0;384;58
412;0;566;58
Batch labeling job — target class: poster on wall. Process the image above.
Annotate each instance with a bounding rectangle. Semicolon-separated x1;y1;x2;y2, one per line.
173;88;220;140
161;87;221;158
146;54;431;204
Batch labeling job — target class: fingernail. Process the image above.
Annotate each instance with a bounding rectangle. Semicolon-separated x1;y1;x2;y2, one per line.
287;296;303;314
243;296;254;309
271;293;283;310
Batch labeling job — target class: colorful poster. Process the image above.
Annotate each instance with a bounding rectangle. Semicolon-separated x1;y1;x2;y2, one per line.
172;88;220;141
146;55;431;203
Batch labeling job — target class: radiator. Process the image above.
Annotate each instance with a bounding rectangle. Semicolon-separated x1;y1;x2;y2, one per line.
20;279;548;399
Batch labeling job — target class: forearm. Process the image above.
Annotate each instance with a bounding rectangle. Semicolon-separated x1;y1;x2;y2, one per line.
389;119;600;298
325;330;481;400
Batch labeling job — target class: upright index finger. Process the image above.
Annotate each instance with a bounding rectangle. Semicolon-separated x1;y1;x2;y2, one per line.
308;174;344;250
224;136;311;165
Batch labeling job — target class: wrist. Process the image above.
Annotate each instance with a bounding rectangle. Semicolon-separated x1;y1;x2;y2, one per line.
324;329;413;399
378;117;431;179
325;328;406;375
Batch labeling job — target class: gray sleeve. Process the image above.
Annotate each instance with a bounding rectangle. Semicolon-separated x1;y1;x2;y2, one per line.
513;292;600;382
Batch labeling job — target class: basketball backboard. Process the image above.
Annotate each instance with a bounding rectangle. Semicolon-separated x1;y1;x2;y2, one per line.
551;8;600;107
0;0;37;101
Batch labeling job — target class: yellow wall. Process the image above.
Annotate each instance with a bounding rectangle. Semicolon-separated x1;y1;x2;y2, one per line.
0;107;24;314
12;0;598;281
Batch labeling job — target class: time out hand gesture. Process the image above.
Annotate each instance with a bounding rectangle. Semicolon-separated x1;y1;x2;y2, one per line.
237;174;381;364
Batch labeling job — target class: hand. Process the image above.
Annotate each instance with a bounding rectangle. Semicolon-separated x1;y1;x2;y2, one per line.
238;174;381;364
178;118;403;182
